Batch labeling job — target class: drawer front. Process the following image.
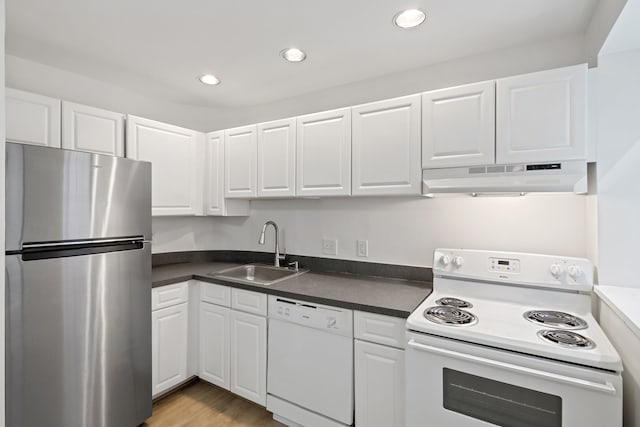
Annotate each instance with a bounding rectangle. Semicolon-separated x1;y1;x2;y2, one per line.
152;281;189;311
200;282;231;307
231;288;267;316
354;311;406;348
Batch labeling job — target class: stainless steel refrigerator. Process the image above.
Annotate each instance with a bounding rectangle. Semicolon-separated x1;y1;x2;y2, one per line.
5;142;152;427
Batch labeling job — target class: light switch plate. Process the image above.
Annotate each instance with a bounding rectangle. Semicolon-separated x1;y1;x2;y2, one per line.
322;239;338;255
357;240;368;257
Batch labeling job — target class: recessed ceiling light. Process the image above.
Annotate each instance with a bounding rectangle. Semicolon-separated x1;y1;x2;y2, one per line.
393;9;426;29
280;48;307;63
198;74;220;85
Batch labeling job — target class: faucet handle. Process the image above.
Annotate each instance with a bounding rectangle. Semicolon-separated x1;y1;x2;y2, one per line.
287;261;299;271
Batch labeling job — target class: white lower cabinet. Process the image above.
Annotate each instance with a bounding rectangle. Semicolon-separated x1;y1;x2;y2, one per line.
151;282;190;398
199;301;230;389
199;284;267;406
230;310;267;405
354;311;406;427
152;302;189;397
355;340;405;427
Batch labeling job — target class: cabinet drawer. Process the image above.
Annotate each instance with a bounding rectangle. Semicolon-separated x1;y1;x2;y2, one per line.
354;311;406;349
152;282;189;311
231;289;267;316
201;282;231;307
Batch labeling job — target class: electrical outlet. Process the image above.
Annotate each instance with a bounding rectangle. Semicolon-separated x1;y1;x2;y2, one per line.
322;239;338;255
357;240;368;257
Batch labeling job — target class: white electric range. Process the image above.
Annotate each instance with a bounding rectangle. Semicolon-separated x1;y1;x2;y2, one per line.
406;249;623;427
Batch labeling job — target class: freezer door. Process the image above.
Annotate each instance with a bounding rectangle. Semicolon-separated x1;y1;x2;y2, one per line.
5;243;152;427
5;142;151;250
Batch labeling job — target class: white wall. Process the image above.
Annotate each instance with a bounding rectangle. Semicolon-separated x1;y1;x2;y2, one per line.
595;48;640;288
152;194;588;266
585;0;629;65
4;55;231;132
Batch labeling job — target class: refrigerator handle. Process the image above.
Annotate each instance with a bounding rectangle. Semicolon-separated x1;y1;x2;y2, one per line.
21;236;145;250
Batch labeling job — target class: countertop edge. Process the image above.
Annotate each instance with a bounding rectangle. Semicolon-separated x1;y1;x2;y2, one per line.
595;286;640;341
152;269;428;319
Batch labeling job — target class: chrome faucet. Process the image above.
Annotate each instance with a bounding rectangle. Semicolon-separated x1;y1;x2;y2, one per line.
258;221;286;267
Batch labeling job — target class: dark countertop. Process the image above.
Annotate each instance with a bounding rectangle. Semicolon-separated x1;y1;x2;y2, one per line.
153;262;432;318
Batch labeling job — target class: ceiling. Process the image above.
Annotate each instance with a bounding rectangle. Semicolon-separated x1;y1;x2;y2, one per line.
6;0;599;109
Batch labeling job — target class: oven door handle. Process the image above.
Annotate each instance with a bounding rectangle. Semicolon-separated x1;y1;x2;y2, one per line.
407;339;618;395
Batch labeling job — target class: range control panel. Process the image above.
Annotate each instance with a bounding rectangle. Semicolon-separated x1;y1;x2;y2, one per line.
432;248;594;292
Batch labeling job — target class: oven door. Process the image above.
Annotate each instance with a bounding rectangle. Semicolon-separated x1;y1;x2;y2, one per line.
406;331;622;427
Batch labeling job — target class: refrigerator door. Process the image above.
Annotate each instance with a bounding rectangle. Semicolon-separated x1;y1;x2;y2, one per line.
5;142;151;251
5;243;152;427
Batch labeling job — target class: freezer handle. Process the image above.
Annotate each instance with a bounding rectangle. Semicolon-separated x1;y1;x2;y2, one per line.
16;236;146;261
21;236;145;250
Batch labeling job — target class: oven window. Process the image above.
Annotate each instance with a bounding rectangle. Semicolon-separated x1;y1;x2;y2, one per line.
443;368;562;427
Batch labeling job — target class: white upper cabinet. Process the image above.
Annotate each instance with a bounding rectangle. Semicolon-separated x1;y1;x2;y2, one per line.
224;125;258;198
496;64;587;164
6;88;61;148
62;101;124;156
296;108;352;196
205;131;250;216
126;115;204;216
257;118;296;197
422;81;496;168
352;95;421;195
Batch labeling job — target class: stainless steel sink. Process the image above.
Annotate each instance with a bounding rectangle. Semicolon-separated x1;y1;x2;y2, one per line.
210;264;308;285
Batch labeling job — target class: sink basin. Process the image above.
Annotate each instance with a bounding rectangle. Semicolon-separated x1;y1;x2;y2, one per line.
210;264;308;285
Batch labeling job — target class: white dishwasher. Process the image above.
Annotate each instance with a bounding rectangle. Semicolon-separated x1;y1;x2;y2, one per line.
267;295;354;427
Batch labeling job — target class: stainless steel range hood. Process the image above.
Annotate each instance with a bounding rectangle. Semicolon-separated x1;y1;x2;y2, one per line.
422;160;588;196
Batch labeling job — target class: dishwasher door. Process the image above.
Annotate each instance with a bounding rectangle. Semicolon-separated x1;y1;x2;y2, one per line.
268;318;353;425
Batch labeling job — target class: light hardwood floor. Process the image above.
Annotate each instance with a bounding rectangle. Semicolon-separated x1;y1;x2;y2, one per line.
143;381;284;427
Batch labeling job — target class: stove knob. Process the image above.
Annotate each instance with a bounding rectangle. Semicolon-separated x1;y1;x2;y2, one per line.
567;265;581;280
327;318;337;328
440;255;451;266
550;263;564;279
452;256;464;268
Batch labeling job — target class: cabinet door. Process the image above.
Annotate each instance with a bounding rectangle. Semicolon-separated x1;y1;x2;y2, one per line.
224;125;257;198
205;132;250;216
296;108;351;196
355;340;405;427
126;115;204;216
352;95;421;195
61;101;124;156
496;64;587;163
257;118;296;197
230;310;267;406
199;302;230;390
6;88;61;148
422;81;495;168
152;303;188;397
